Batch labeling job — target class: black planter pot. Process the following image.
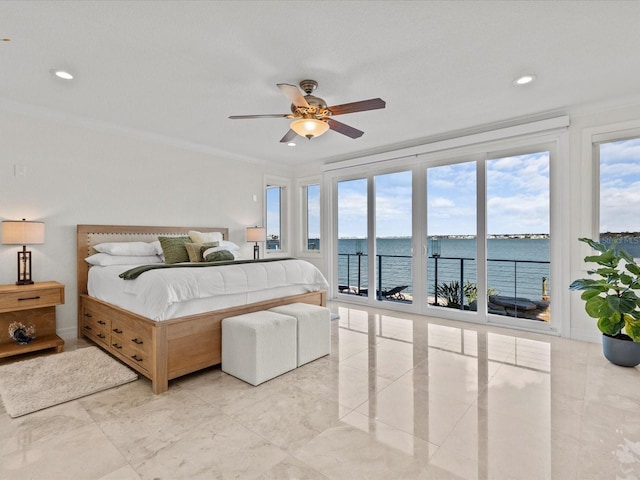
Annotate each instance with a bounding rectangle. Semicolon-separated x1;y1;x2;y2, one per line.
602;333;640;367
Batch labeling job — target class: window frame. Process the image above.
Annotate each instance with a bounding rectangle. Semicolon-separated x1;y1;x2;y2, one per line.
264;174;291;256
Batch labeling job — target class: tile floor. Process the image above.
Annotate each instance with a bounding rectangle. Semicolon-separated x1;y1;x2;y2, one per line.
1;302;640;479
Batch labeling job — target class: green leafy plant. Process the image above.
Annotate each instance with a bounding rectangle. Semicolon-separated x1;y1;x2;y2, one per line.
569;237;640;341
436;280;462;308
463;281;498;303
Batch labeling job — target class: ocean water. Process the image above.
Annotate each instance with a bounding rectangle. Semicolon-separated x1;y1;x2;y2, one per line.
337;237;551;301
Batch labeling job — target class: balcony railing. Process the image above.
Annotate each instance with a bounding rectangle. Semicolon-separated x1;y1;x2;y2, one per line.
338;253;550;321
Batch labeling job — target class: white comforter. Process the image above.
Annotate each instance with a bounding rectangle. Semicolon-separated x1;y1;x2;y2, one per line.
88;259;328;321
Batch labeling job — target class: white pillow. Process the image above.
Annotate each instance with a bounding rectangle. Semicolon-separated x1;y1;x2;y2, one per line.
188;231;224;244
150;240;162;255
85;253;164;266
94;241;159;256
219;240;240;251
202;247;241;260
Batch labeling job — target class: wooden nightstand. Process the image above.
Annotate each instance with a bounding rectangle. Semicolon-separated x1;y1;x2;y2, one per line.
0;281;65;359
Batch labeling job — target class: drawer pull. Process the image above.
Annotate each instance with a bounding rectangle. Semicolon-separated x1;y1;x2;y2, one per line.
112;343;122;350
84;325;92;331
97;333;106;339
18;296;41;301
131;338;144;345
97;320;106;325
112;328;123;334
84;313;92;318
131;354;143;362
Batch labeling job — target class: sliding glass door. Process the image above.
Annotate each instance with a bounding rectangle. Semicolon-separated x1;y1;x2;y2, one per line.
331;140;556;333
486;151;551;324
337;178;368;296
375;171;412;304
426;161;477;313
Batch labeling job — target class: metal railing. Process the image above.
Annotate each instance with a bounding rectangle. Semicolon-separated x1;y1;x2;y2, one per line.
338;253;551;319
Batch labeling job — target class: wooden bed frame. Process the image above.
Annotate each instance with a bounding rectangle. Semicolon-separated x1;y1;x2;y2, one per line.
77;224;326;394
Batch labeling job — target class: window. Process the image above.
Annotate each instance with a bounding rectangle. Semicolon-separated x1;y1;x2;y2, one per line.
266;186;282;251
265;175;290;253
303;183;321;251
598;137;640;256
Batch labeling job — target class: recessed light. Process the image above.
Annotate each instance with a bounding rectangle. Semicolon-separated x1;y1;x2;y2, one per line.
51;69;74;80
287;142;296;147
513;74;536;85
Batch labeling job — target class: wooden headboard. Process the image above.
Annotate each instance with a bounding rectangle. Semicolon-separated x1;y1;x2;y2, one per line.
76;224;229;296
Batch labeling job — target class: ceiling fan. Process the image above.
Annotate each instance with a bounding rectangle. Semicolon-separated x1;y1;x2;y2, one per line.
229;79;386;142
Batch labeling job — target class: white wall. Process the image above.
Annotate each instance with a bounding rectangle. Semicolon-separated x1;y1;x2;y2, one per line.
0;109;290;338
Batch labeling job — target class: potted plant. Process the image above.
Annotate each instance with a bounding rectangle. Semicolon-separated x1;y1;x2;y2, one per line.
569;237;640;367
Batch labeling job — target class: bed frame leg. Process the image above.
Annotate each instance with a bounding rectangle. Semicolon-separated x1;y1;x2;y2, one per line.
152;378;168;394
152;325;169;394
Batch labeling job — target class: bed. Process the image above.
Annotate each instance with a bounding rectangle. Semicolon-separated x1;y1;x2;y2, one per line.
77;224;327;393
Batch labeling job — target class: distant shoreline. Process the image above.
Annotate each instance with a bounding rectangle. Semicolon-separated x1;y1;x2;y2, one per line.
333;232;639;240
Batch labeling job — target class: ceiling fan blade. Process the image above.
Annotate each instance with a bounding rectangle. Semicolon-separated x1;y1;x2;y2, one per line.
279;129;298;143
277;83;310;108
327;98;386;116
229;114;290;119
327;118;364;139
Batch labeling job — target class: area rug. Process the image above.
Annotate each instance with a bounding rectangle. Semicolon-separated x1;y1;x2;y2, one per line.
0;346;138;418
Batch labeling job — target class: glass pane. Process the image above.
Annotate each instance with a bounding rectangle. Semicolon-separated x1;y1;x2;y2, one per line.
266;186;281;251
306;184;320;251
375;171;412;303
486;152;550;322
599;138;640;258
337;179;368;296
427;162;477;312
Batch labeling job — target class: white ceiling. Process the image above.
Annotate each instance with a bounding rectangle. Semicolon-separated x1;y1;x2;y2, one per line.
2;1;640;167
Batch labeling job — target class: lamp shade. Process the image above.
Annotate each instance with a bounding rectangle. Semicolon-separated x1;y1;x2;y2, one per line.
246;227;266;243
290;118;330;139
2;220;45;245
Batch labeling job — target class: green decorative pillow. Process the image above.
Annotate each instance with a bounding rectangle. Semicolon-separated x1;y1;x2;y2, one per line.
158;236;191;264
204;250;235;262
185;241;219;262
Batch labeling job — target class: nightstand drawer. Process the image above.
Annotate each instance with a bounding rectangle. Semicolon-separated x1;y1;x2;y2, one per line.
0;286;64;313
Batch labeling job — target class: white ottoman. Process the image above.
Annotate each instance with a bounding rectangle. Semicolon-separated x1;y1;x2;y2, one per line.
269;303;330;367
222;311;297;386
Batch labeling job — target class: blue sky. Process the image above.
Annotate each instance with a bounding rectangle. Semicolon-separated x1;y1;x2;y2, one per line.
275;139;639;239
337;151;551;238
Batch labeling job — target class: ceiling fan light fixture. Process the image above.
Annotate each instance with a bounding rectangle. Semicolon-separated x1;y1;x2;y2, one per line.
290;118;329;140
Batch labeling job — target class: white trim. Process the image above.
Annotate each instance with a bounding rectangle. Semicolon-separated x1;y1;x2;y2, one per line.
326;119;568;337
323;116;569;172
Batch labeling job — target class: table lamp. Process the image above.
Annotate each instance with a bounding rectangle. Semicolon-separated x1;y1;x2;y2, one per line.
246;226;266;260
2;219;45;285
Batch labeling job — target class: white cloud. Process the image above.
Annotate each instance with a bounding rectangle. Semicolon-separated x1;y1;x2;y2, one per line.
430;197;455;208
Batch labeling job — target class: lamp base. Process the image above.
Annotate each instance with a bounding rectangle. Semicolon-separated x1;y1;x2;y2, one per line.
17;248;33;285
253;243;260;260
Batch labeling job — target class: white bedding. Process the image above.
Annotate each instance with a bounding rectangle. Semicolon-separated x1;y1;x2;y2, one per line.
88;259;329;321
